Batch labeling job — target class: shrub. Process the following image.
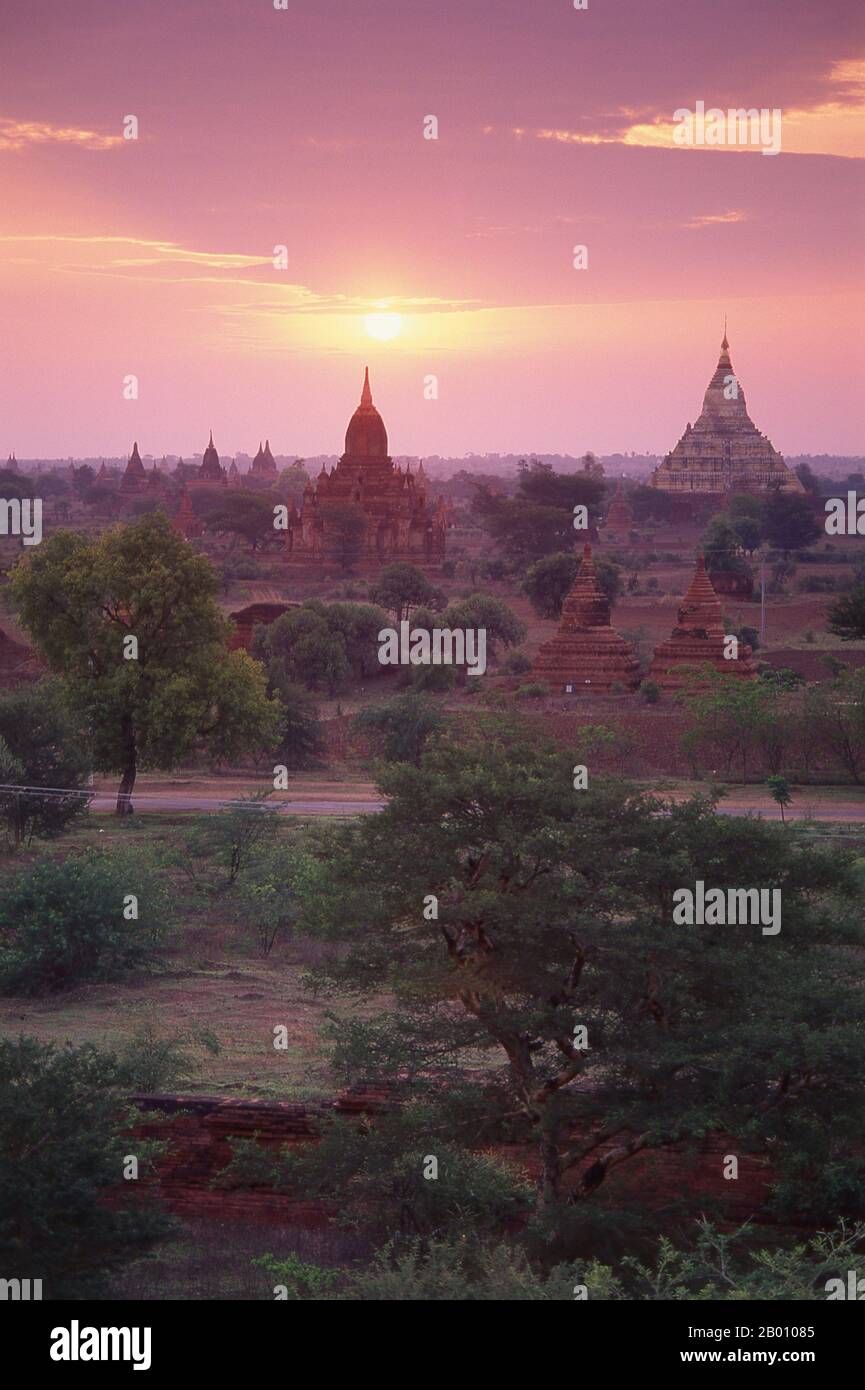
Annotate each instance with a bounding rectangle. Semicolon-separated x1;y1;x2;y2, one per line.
253;1251;340;1300
173;795;281;898
797;575;838;593
117;1022;220;1092
278;1110;533;1239
0;682;93;848
336;1220;865;1301
0;1036;172;1297
733;624;760;652
0;847;172;995
515;682;547;699
502;651;533;676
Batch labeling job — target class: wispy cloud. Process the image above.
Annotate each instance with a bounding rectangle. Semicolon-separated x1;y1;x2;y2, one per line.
0;119;124;152
681;210;751;229
492;58;865;159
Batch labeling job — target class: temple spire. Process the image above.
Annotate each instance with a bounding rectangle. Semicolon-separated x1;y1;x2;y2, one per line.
721;316;729;352
360;365;373;406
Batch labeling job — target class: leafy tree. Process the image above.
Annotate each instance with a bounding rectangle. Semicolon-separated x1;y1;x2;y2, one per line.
438;594;527;660
320;601;392;679
808;669;865;783
0;1036;171;1298
516;458;605;510
252;602;381;695
11;513;280;813
794;461;821;495
71;464;95;498
523;552;621;619
677;672;785;781
0;846;172;995
0;469;34;500
727;492;765;521
81;482;119;512
627;485;675;525
0;682;92;847
230;840;314;957
766;774;792;823
201;491;277;550
701;517;753;575
370;563;446;623
277;460;311;498
472;461;605;566
300;722;864;1215
827;582;865;641
355;691;446;766
729;515;762;555
325;502;367;572
273;681;324;768
762;492;821;555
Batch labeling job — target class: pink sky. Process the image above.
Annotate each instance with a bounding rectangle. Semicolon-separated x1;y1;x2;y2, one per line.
0;0;863;460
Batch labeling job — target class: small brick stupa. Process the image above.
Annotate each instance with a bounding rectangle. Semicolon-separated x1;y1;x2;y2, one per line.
648;553;756;690
604;479;634;540
531;543;640;693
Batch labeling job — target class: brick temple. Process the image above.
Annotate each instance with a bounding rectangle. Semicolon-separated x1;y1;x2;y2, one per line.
172;485;202;540
532;543;640;693
650;330;803;496
284;367;447;572
648;554;756;690
603;478;634;540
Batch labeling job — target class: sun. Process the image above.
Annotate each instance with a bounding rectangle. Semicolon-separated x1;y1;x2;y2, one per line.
365;311;402;341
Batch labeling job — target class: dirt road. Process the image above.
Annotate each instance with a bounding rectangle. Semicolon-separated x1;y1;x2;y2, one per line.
89;781;865;823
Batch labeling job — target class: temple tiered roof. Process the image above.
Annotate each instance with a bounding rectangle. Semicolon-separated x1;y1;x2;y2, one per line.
651;330;803;495
120;441;146;491
199;431;226;483
531;543;640;693
250;439;278;476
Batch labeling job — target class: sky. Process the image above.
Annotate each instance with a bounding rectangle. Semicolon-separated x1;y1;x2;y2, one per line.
0;0;863;461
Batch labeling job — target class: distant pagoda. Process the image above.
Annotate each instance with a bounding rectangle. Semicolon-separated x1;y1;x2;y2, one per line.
197;431;227;486
648;554;756;690
249;439;278;480
531;543;640;693
604;478;634;539
651;329;803;496
120;441;147;493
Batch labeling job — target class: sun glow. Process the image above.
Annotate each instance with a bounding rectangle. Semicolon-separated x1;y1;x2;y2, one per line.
365;311;402;341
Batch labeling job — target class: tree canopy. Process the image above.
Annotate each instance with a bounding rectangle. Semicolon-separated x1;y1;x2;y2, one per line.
11;513;280;813
300;721;865;1218
472;460;605;566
